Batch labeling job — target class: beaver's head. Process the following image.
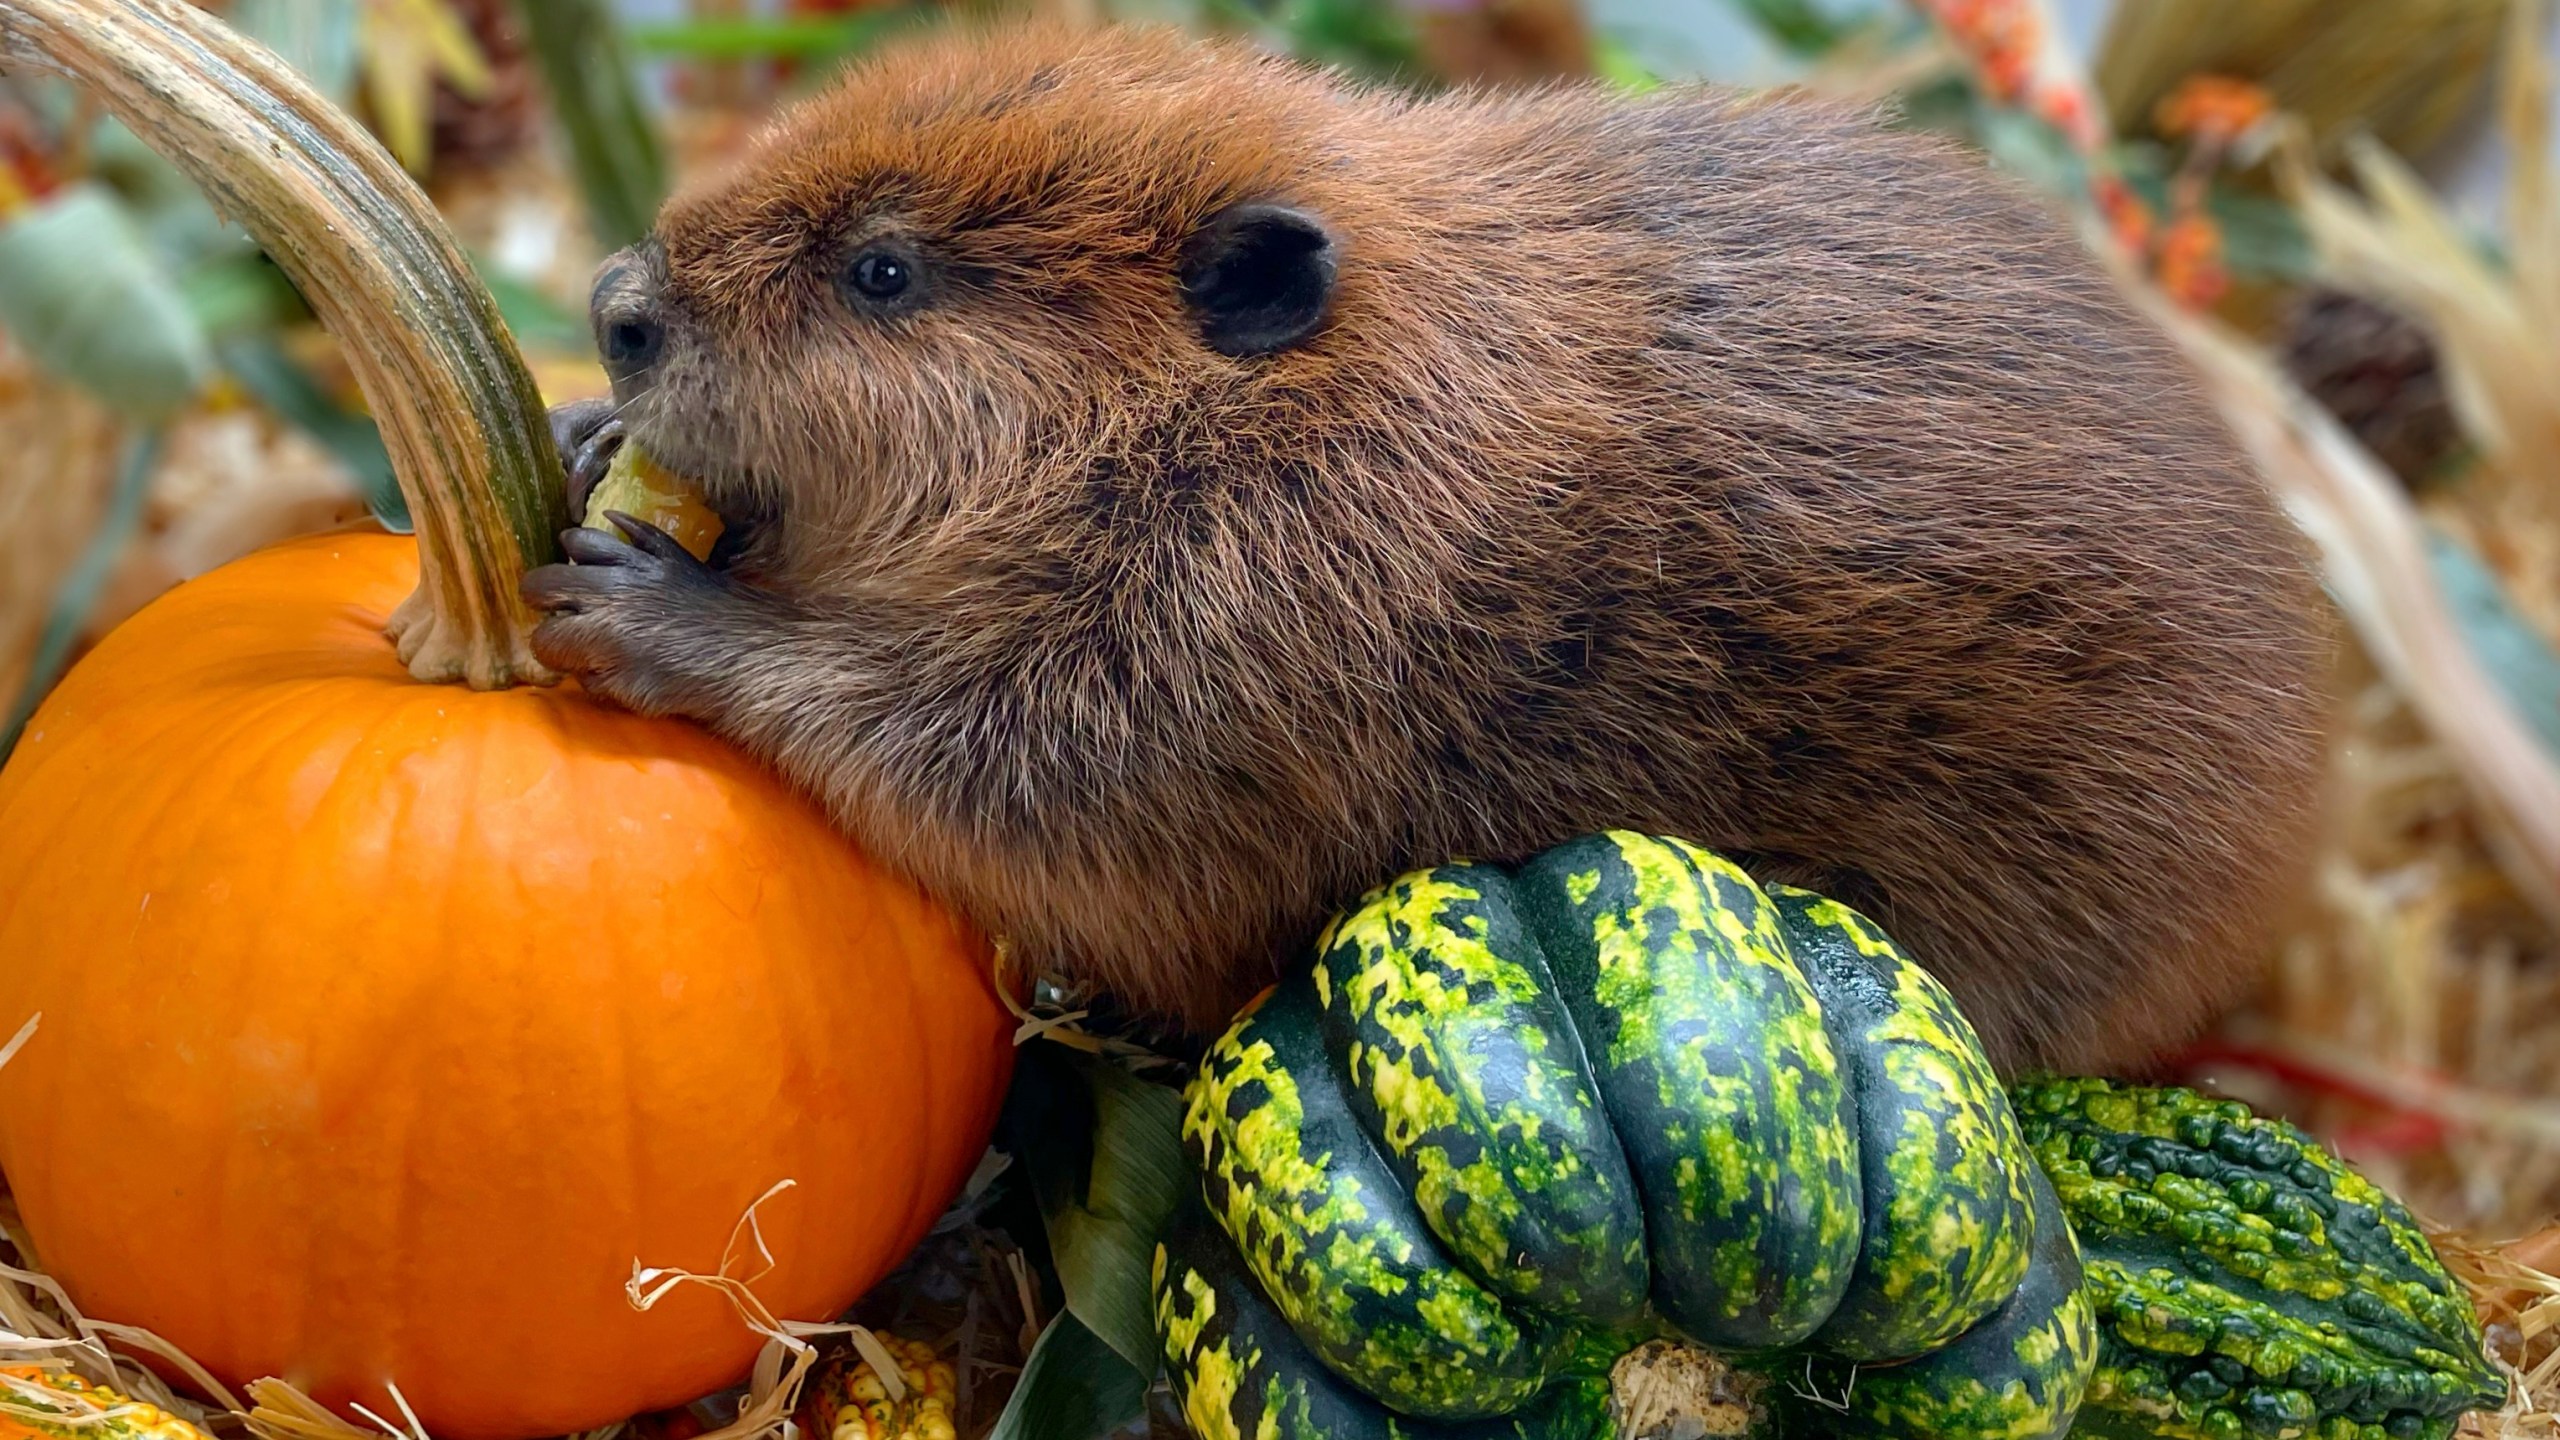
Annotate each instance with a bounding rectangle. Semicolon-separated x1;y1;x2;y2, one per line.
585;25;1376;570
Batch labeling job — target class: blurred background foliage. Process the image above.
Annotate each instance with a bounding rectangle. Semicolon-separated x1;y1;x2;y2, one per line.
5;2;2560;1434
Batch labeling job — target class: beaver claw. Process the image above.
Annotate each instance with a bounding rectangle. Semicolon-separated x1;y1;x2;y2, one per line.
521;512;741;716
547;397;625;520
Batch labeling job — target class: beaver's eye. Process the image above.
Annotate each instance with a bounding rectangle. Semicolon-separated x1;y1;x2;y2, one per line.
847;250;911;301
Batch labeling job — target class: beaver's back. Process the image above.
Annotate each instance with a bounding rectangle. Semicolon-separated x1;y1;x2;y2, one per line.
1263;83;2331;1069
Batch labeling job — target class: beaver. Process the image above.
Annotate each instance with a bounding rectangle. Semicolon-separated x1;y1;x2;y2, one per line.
520;21;2330;1074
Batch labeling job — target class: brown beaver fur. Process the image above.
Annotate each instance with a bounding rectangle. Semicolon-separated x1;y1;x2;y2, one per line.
521;22;2331;1074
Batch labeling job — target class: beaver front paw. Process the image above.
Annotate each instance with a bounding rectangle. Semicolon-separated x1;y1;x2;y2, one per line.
521;513;745;717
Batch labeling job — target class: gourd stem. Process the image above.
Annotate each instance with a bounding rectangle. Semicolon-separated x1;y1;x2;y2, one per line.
0;0;568;688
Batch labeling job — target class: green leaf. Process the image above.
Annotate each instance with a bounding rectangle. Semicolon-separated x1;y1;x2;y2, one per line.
476;264;590;353
1181;0;1422;84
1970;101;2093;202
1056;1056;1188;1375
180;251;312;337
2110;144;2315;284
0;184;212;423
512;0;668;252
1592;36;1666;95
1719;0;1850;57
2425;525;2560;761
986;1311;1149;1440
228;0;361;105
215;336;408;532
625;11;928;63
2203;187;2314;283
1892;72;1990;144
1275;0;1423;83
1009;1044;1188;1379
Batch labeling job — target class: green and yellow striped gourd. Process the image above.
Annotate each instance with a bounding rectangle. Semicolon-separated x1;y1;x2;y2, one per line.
1160;831;2091;1440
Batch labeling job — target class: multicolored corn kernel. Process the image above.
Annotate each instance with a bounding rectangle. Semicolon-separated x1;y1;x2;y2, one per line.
793;1333;959;1440
2014;1076;2508;1440
1312;862;1648;1324
1512;832;1862;1349
1773;885;2036;1363
0;1367;216;1440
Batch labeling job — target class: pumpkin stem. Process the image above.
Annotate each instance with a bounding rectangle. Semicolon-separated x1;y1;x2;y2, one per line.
0;0;569;688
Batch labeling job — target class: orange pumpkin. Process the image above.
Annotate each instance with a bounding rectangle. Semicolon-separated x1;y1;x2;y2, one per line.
0;5;1016;1438
0;530;1015;1439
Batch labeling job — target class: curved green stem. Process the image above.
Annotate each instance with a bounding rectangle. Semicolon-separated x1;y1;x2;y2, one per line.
0;0;569;688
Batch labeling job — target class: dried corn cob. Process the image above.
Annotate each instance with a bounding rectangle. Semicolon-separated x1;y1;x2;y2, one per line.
0;1367;214;1440
583;441;725;562
794;1333;959;1440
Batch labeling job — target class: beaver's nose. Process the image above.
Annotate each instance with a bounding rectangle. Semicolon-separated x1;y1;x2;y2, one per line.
589;243;667;390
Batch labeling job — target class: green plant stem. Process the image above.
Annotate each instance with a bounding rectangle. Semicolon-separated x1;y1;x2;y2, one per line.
513;0;666;253
0;0;566;688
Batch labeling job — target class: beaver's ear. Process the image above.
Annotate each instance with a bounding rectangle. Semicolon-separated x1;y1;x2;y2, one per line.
1180;202;1337;357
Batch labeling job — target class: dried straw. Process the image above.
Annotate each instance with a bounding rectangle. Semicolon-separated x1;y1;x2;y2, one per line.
620;1178;862;1440
2213;648;2560;1236
2438;1226;2560;1437
2168;0;2560;1238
